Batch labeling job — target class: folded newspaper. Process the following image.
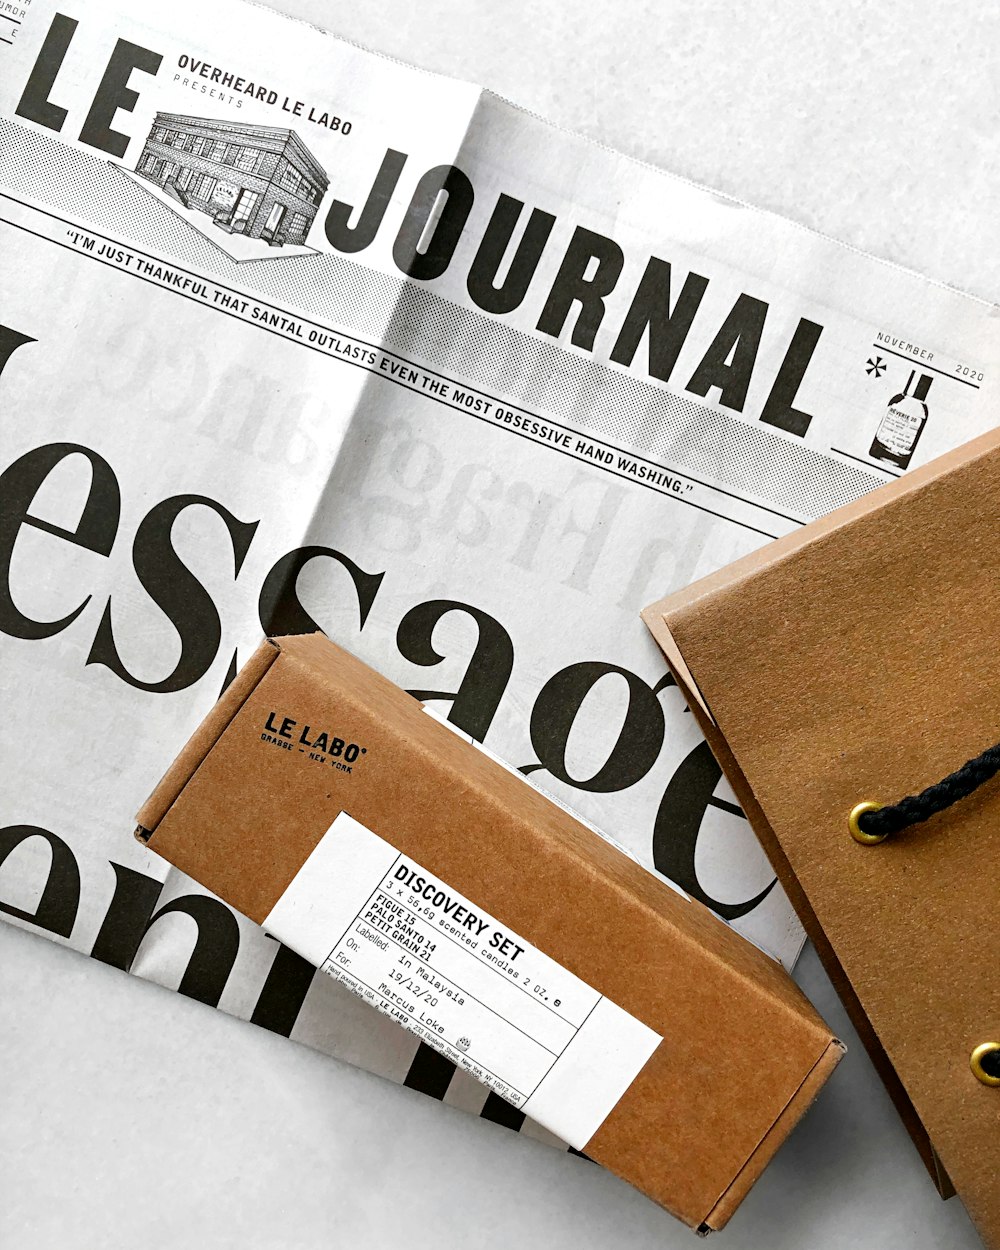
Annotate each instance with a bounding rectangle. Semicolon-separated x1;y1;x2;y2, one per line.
1;0;997;1149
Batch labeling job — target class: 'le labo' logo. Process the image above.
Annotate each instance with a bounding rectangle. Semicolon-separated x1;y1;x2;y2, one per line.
261;711;366;771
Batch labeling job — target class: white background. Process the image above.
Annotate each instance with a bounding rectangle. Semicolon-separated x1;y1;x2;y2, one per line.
1;1;992;1247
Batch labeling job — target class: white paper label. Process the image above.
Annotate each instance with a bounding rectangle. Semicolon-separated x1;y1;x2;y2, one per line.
263;812;662;1148
876;405;922;454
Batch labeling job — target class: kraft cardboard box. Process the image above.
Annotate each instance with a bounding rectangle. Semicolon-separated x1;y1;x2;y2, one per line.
136;632;844;1234
642;427;1000;1249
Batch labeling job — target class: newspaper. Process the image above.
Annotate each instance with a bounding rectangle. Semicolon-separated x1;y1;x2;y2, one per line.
1;0;998;1147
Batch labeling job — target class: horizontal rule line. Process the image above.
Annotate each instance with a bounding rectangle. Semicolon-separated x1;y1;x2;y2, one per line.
870;342;981;389
830;447;901;478
365;923;563;1060
331;966;531;1102
371;889;578;1028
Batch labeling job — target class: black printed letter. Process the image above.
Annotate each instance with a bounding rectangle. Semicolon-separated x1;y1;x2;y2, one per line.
397;600;514;742
685;293;768;412
79;39;162;158
393;165;475;282
15;13;78;133
524;662;664;793
759;318;824;436
536;227;624;350
87;494;257;693
652;741;775;920
325;148;407;254
467;195;556;315
611;258;709;383
0;444;120;641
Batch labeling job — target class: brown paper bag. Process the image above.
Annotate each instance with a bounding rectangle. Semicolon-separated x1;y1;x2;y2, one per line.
643;427;1000;1249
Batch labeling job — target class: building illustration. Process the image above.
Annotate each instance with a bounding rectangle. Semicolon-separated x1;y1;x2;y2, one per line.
135;113;330;247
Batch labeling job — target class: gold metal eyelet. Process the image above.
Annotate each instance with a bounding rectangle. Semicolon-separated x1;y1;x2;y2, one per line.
970;1042;1000;1087
848;801;887;845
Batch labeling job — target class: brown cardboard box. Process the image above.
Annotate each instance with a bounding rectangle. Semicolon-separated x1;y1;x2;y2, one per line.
642;428;1000;1249
136;632;843;1234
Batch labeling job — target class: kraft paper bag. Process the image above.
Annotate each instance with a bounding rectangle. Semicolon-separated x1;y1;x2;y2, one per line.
642;427;1000;1249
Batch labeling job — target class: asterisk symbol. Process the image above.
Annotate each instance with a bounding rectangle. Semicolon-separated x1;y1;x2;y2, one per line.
866;356;887;378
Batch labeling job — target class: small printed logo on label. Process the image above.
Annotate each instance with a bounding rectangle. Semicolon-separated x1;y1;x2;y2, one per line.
260;710;367;773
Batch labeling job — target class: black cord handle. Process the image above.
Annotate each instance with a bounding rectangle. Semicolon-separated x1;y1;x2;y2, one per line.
856;740;1000;839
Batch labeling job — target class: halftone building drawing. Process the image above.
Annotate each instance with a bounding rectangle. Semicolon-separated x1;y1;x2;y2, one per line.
135;112;330;246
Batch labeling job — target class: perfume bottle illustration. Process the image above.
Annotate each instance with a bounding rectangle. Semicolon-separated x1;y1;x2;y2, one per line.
870;370;932;469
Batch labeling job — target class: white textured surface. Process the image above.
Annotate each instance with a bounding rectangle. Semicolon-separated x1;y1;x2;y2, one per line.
2;1;995;1247
272;0;1000;305
1;925;980;1249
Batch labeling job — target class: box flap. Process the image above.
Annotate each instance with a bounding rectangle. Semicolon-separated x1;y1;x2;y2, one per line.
135;637;280;838
701;1037;847;1232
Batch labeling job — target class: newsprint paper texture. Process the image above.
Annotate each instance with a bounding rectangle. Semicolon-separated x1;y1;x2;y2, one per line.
1;0;998;1148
